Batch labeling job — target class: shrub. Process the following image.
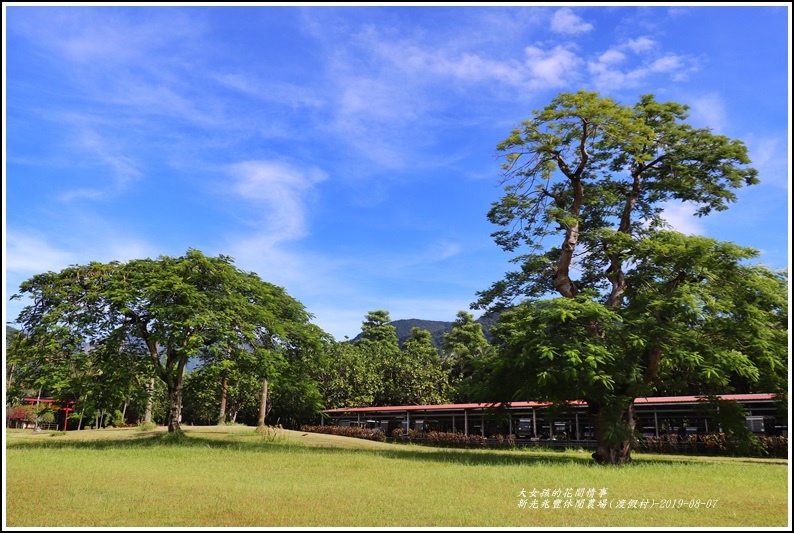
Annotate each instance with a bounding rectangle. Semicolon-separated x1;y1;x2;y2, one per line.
108;410;125;428
636;432;787;458
301;425;386;442
8;405;37;426
137;422;158;432
423;431;488;449
406;429;423;442
38;409;56;425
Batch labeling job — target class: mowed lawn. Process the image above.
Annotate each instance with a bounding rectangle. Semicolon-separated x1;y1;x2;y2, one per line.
4;425;790;528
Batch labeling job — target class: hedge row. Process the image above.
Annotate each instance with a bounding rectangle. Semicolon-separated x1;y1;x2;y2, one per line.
392;428;518;448
300;425;386;442
636;433;788;458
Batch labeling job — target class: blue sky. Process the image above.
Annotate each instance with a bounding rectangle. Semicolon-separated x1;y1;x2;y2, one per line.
3;4;791;342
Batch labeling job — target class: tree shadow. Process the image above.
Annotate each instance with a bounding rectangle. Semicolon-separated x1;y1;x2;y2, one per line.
7;431;783;468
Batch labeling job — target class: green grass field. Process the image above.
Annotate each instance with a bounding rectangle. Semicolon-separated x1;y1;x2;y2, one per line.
4;425;790;528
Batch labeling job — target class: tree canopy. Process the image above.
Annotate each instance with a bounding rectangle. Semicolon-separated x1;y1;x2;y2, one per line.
12;249;323;433
475;91;787;464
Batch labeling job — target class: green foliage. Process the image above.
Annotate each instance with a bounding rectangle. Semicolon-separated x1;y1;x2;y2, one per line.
37;408;56;425
348;311;451;407
7;404;38;424
12;249;327;433
475;90;785;464
320;340;381;409
442;311;493;402
137;422;158;431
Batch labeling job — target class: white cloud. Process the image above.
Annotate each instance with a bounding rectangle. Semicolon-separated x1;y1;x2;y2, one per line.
225;160;328;244
12;7;202;66
524;45;583;88
589;52;696;91
58;127;143;202
625;37;657;54
742;134;788;190
4;232;77;274
550;8;594;35
686;93;727;133
598;49;626;64
658;202;706;236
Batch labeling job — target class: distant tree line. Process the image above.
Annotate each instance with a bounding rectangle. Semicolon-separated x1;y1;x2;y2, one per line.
6;260;493;431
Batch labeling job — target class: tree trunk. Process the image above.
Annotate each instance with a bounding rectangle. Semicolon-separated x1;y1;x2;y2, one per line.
258;378;269;427
167;388;181;432
166;359;188;434
589;400;636;465
144;376;155;424
121;397;129;426
218;373;228;425
34;386;43;431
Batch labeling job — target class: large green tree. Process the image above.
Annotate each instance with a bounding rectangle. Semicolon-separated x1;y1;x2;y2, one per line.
352;311;450;406
474;91;787;464
320;340;381;409
12;249;321;433
399;327;451;405
441;311;492;402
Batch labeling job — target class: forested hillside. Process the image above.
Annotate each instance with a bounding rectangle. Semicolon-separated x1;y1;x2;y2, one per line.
350;316;496;348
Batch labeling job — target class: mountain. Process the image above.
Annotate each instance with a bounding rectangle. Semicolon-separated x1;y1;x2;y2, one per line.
349;316;497;349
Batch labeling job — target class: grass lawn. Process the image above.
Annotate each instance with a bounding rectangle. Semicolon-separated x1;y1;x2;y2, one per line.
4;425;790;528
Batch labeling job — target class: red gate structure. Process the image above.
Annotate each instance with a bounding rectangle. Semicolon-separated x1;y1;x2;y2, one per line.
20;397;76;431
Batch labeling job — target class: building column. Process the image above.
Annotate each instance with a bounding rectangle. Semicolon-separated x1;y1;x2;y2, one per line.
532;409;537;437
575;412;580;440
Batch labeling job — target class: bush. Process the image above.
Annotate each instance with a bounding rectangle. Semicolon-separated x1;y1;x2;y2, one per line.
301;425;386;442
137;422;158;431
636;432;788;458
8;405;37;426
424;431;487;448
38;409;56;425
108;410;125;428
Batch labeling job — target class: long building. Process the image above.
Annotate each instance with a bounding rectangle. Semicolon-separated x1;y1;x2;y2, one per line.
321;393;787;442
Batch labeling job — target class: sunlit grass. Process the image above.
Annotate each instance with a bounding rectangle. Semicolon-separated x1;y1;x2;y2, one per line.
5;426;789;527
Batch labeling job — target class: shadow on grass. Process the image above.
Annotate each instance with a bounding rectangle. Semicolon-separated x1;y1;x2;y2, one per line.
7;430;757;469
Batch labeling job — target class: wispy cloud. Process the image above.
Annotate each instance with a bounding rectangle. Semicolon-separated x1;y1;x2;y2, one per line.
524;45;583;88
550;8;594;35
587;35;697;91
686;93;727;132
658;202;706;236
625;37;657;54
4;232;77;274
58;127;143;202
224;160;328;245
11;7;203;66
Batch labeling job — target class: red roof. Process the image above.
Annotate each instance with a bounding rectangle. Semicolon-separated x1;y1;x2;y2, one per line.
321;393;778;414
